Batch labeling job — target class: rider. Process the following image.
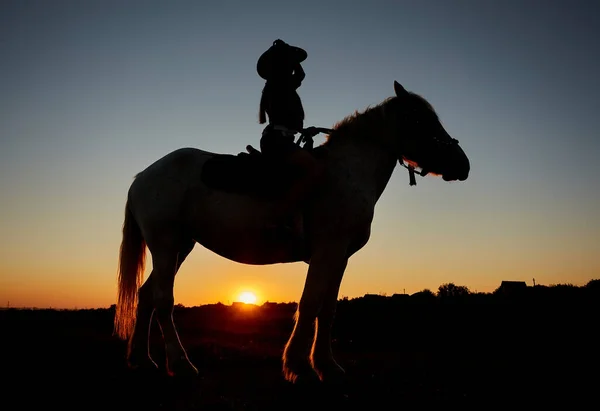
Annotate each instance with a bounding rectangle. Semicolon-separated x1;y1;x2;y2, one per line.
256;39;321;233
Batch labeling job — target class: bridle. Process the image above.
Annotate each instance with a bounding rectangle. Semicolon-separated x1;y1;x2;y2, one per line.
398;134;460;186
295;126;459;186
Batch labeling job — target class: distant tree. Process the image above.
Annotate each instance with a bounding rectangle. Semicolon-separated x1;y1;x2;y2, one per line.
586;279;600;290
412;289;435;298
410;289;436;303
437;283;470;299
549;283;576;289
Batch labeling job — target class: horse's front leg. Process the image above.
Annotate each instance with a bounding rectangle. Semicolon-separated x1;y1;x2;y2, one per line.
311;266;347;382
283;242;348;383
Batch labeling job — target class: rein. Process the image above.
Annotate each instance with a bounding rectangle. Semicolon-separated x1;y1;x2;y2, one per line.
399;161;427;186
297;126;423;187
296;126;333;148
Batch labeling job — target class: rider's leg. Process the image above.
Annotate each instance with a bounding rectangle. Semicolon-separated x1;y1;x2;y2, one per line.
259;127;322;230
275;149;322;224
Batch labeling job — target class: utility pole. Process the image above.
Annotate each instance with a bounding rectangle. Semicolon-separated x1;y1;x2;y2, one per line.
533;278;536;287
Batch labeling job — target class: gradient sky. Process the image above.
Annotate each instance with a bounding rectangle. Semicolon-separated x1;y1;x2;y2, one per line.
1;0;599;308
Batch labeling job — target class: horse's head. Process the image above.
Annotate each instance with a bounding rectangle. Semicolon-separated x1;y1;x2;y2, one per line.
390;81;470;183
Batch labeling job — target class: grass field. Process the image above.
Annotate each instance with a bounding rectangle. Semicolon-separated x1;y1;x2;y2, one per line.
2;287;597;410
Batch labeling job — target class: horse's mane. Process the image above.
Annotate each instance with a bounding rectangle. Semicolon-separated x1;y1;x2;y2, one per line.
322;92;436;145
324;97;394;144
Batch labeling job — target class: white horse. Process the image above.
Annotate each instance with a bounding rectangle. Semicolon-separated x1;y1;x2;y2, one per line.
114;81;470;383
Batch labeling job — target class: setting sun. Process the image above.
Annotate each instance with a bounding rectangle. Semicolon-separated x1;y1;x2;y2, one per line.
236;291;257;305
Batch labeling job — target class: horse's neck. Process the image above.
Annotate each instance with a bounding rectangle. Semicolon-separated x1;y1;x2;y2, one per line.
324;134;398;204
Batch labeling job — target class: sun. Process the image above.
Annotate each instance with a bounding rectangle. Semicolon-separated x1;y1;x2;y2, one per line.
237;291;257;305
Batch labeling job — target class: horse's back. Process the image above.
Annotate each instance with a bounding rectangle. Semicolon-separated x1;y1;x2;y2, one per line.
127;148;215;225
136;147;214;177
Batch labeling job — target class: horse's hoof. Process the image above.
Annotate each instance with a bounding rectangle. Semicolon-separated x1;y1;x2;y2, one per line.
127;356;159;373
315;363;346;385
167;359;199;378
283;362;321;385
294;371;322;387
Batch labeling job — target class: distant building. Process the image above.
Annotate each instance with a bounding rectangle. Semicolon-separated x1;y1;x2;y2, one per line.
391;293;410;301
498;280;528;296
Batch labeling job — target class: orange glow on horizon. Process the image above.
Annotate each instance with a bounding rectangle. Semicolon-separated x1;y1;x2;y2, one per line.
235;291;258;305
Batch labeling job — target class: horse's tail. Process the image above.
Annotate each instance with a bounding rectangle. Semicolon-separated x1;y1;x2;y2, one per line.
113;197;146;340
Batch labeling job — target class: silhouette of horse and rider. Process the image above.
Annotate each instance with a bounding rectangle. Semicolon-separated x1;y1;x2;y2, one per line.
114;39;470;383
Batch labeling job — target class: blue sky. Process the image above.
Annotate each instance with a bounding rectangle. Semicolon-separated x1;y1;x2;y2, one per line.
1;0;598;308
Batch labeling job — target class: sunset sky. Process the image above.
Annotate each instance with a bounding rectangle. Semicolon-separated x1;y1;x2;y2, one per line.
1;0;599;309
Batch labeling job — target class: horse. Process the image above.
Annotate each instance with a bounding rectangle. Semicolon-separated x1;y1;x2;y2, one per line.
113;81;470;383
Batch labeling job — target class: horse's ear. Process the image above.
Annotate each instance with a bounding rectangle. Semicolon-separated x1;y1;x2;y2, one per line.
394;81;408;97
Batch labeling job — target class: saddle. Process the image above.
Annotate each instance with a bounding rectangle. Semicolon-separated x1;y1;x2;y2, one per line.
200;127;330;199
201;146;303;199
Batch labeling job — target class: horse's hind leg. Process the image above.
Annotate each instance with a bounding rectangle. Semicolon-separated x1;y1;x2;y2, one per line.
151;241;198;377
127;273;158;370
127;241;195;371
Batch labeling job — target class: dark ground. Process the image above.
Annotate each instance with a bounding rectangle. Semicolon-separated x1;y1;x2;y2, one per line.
2;286;598;410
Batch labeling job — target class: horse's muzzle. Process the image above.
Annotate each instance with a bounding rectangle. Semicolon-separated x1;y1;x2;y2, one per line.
443;172;469;182
443;146;470;181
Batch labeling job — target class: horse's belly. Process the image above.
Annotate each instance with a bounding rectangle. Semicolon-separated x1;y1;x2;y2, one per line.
192;226;306;266
184;188;307;265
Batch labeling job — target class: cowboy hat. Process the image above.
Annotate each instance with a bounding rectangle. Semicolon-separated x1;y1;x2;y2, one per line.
257;39;307;80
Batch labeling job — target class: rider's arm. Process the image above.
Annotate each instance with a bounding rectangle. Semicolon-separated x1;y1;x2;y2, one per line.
291;63;305;89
